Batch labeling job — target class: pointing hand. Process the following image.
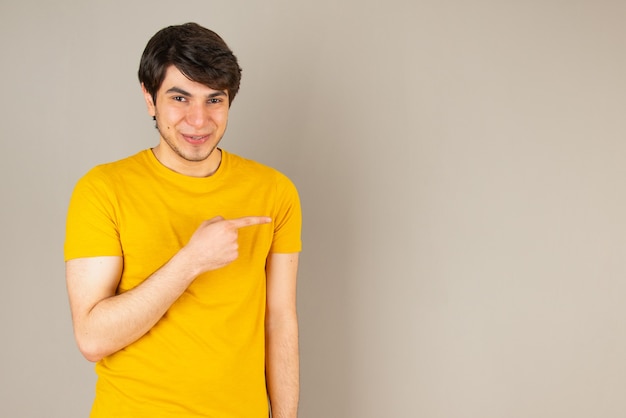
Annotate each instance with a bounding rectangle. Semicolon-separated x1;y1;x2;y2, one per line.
183;216;271;273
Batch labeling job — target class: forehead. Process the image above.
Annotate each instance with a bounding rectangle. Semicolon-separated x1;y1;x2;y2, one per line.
159;65;227;96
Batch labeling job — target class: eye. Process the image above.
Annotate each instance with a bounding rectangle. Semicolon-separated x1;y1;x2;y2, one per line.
173;96;186;102
208;98;223;104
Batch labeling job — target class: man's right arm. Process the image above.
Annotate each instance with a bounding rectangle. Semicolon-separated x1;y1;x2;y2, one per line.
66;215;271;362
66;252;199;362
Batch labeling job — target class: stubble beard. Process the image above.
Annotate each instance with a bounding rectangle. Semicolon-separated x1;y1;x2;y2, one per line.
157;125;220;163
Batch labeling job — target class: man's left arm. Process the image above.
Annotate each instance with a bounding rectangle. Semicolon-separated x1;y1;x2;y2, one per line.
265;252;300;418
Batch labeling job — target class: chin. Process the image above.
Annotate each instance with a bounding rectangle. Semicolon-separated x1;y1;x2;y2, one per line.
180;147;217;162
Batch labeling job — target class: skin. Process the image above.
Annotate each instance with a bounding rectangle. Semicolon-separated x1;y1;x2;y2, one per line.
265;252;300;418
144;65;229;177
66;65;300;417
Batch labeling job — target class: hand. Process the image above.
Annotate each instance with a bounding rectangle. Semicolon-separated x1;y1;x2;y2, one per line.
182;216;271;274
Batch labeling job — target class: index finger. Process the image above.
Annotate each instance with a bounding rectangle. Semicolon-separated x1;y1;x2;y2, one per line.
228;216;272;229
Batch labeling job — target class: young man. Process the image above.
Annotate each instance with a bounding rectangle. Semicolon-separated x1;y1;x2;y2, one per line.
65;23;301;417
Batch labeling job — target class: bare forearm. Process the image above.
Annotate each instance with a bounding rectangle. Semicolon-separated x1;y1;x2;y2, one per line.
266;316;300;418
72;252;198;361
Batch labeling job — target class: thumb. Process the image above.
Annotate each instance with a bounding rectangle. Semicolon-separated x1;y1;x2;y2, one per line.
205;215;225;224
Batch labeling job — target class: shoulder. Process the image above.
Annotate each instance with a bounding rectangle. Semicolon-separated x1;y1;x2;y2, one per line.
223;150;296;188
76;150;151;187
89;150;150;177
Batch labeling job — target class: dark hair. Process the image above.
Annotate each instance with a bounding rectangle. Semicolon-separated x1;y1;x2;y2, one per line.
138;22;242;105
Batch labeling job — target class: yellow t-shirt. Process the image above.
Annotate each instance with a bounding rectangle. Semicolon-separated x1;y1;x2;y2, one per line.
65;149;301;417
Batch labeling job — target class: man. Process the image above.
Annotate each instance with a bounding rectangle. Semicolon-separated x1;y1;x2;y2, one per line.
65;23;301;417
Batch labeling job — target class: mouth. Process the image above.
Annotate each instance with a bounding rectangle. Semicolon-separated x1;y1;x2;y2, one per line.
182;134;210;144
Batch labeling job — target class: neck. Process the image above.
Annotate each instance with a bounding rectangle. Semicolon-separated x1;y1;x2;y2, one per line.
151;146;222;178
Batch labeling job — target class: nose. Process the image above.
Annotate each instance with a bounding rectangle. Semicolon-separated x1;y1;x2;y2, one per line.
185;102;207;128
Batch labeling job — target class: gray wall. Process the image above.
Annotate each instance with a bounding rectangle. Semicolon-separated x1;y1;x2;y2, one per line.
2;1;625;417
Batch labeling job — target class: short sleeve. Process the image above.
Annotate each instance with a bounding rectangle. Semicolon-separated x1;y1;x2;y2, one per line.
270;173;302;253
64;167;123;261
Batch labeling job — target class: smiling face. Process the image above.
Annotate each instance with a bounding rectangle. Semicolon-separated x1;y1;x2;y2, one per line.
143;65;230;177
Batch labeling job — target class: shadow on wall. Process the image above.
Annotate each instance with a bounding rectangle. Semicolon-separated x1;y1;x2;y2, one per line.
296;155;358;418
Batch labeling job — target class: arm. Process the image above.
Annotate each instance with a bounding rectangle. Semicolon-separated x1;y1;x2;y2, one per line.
66;253;197;362
66;216;270;362
265;252;300;418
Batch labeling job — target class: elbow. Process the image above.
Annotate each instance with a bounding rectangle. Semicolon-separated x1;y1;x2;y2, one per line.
80;349;105;363
75;334;109;363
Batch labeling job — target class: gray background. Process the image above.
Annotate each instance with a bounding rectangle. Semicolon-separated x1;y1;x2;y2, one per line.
2;0;625;417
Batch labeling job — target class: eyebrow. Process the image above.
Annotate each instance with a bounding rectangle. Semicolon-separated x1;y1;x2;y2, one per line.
165;86;227;99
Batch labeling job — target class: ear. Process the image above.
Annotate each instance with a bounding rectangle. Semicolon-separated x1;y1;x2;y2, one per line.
141;83;156;117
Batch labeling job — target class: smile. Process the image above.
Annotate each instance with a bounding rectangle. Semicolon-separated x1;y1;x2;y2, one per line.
183;134;209;143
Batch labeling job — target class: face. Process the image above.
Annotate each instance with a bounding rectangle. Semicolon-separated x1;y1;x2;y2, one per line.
143;65;230;177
